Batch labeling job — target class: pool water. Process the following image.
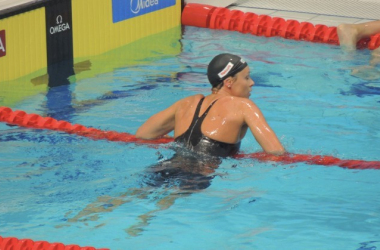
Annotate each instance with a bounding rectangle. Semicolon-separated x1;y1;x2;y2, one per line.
1;26;380;249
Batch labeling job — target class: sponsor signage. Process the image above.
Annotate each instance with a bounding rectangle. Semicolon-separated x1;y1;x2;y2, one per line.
112;0;176;23
45;0;74;87
45;0;74;65
0;30;6;58
49;15;71;35
218;62;234;78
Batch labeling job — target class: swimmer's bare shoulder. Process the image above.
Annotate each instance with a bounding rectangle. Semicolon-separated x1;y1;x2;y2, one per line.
228;97;285;155
174;94;205;112
215;96;261;115
178;94;204;104
239;98;261;114
135;95;204;139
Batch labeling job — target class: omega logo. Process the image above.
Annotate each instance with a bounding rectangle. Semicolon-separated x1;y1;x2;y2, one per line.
56;15;63;24
50;15;70;35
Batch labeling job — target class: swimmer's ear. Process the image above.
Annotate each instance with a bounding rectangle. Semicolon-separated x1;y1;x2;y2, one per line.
223;77;233;88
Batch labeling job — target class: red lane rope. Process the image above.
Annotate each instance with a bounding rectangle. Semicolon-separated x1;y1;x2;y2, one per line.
0;236;109;250
1;106;380;169
235;152;380;170
181;3;380;50
0;106;173;145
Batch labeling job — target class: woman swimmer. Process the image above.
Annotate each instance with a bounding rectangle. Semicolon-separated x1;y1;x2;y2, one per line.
136;53;285;157
65;54;285;236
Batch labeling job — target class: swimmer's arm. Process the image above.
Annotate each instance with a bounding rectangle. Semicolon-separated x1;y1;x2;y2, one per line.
242;100;285;155
135;102;178;139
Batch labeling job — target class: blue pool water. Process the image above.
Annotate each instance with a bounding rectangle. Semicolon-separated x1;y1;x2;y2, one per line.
1;26;380;249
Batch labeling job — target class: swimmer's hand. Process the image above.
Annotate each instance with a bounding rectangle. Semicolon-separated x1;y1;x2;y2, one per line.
351;65;380;80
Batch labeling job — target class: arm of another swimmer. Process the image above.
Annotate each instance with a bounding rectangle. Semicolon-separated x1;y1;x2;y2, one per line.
135;102;178;139
243;100;285;155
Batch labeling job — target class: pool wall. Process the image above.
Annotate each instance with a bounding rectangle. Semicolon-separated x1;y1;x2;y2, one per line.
0;0;182;106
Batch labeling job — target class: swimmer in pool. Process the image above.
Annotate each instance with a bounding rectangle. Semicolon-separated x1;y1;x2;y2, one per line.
64;54;285;236
337;20;380;80
136;53;285;157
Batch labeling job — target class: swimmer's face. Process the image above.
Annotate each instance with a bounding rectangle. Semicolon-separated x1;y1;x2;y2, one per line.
228;66;254;98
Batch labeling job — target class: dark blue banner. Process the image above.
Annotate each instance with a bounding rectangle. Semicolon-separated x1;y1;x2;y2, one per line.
112;0;176;23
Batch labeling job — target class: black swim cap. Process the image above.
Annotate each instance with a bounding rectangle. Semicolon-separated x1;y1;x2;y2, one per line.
207;53;248;88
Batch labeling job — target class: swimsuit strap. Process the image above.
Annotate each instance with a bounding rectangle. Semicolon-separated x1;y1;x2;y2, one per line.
190;97;219;125
199;98;219;119
189;97;205;125
191;97;220;140
178;97;221;147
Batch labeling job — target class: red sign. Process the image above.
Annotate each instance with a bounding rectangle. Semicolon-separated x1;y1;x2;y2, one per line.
0;30;6;58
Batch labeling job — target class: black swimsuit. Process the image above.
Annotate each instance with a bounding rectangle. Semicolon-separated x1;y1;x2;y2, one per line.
143;152;219;192
175;97;241;157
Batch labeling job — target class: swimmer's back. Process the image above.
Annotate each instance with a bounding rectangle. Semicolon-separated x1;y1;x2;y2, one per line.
174;94;250;144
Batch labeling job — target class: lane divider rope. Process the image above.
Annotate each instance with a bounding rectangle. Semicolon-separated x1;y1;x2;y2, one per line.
181;3;380;50
0;106;172;145
1;106;379;169
235;152;380;170
0;236;109;250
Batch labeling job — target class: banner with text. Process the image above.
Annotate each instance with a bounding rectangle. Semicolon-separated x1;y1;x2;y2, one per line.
112;0;176;23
